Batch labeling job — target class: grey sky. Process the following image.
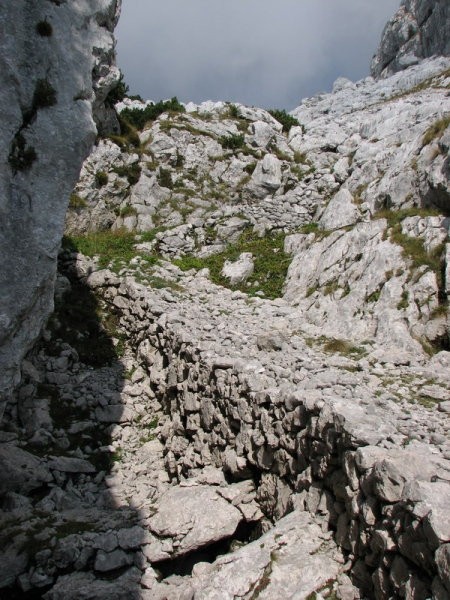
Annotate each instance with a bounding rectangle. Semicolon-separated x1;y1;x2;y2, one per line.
116;0;400;110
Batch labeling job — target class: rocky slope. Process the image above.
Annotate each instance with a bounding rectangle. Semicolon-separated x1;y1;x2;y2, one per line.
0;0;121;418
68;55;450;357
0;1;450;599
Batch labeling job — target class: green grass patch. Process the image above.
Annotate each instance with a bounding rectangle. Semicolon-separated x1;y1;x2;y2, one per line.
118;205;137;218
62;229;159;271
374;207;441;227
294;151;308;165
146;276;184;292
321;338;367;358
174;229;291;299
416;395;439;409
374;208;445;289
306;336;366;358
323;281;340;296
378;68;450;103
366;289;381;303
299;222;319;234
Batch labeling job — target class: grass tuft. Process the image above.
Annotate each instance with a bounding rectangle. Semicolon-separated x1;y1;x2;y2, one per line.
422;115;450;147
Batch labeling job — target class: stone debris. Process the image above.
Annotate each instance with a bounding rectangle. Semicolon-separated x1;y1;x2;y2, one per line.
1;1;450;598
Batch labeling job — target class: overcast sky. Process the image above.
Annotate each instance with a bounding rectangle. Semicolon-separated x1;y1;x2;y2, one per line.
116;0;400;110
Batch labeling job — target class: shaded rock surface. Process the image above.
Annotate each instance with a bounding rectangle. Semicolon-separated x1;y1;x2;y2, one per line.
0;0;121;416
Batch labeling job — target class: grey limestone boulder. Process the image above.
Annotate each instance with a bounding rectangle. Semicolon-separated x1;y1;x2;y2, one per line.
148;484;244;557
221;253;254;285
319;188;360;231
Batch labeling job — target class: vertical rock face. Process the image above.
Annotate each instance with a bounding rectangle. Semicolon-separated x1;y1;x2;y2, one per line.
371;0;450;78
0;0;121;416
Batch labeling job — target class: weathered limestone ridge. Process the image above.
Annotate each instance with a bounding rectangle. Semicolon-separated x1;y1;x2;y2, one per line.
0;0;121;418
371;0;450;78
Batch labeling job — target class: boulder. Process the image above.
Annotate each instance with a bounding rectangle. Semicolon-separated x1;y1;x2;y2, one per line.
148;485;243;557
222;253;254;285
319;188;360;231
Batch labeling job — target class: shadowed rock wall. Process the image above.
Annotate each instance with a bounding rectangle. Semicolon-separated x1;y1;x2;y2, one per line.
0;0;121;417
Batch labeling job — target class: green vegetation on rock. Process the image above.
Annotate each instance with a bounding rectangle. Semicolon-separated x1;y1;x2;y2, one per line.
268;109;300;133
422;115;450;146
219;133;245;150
120;97;185;130
63;229;159;271
174;229;291;299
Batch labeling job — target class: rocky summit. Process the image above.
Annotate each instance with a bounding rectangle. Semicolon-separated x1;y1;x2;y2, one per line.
0;1;450;599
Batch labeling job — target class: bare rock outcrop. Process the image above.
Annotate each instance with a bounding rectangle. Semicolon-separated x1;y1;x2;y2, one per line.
371;0;450;78
0;0;121;417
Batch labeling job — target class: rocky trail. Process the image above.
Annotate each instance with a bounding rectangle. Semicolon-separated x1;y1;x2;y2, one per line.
1;0;450;598
1;242;449;598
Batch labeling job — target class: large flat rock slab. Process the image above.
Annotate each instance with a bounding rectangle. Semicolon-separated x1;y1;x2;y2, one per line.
148;484;243;557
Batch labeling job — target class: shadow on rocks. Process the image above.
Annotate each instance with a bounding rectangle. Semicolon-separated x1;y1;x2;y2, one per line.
0;244;145;599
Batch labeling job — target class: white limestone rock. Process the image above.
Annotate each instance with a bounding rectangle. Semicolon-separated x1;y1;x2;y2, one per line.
0;444;52;494
319;188;360;231
247;120;277;149
185;511;344;599
148;485;243;557
250;154;282;193
221;253;254;285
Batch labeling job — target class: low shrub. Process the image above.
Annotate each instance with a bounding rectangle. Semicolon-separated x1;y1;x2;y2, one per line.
120;97;185;130
219;133;245;150
33;79;57;109
157;167;173;189
227;103;240;118
105;72;129;108
95;171;108;187
268;109;300;133
113;163;141;186
69;194;87;209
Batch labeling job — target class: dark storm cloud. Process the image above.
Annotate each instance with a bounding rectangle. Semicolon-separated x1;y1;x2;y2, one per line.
115;0;399;109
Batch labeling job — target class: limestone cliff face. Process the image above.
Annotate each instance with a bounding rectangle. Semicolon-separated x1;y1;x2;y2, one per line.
371;0;450;78
0;0;121;415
